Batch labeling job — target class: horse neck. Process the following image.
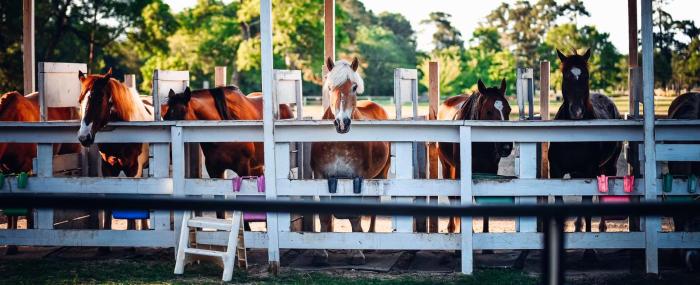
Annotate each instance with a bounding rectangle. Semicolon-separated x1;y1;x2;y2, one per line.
225;91;260;120
0;96;39;122
456;93;481;120
109;80;150;121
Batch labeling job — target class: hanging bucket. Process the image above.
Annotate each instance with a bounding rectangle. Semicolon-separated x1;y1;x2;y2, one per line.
473;173;516;204
598;175;634;220
0;173;5;190
233;176;266;222
112;210;150;220
663;174;696;202
3;208;29;217
2;173;30;216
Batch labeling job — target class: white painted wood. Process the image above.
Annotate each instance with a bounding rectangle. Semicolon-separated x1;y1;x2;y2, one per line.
273;70;301;105
152;70;189;120
171;126;186;253
151;141;171;231
174;211;191;275
222;211;242;281
0;229;175;247
35;143;54;230
52;153;80;173
276;143;292;232
459;126;473;274
393;142;414;232
655;144;700;161
517;143;537;233
260;0;280;271
37;62;86;120
641;0;659;275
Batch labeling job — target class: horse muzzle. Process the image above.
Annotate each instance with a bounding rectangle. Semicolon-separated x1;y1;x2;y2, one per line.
498;143;513;157
334;118;351;134
78;133;94;147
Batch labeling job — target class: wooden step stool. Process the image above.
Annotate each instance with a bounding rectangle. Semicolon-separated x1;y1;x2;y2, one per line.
174;211;247;281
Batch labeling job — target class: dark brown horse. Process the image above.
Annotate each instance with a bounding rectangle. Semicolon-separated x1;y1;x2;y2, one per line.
78;69;153;233
666;92;700;271
437;79;513;234
548;49;621;261
163;86;293;178
1;91;80;254
309;57;391;265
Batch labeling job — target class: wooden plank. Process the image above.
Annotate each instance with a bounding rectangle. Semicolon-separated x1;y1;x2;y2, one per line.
38;62;85;109
152;69;189;119
35;143;54;229
323;0;335;62
539;61;550;179
459;126;473;274
655;144;700;161
517;143;537;233
22;0;35;94
273;70;301;105
172;126;186;251
394;69;402;119
52;153;80;173
628;0;639;69
5;177;172;194
393;142;414;232
214;66;227;87
0;229;174;247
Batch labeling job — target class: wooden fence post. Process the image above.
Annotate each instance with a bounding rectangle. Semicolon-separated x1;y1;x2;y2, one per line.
428;61;440;233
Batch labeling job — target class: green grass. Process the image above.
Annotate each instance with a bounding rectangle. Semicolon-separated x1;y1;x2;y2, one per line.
0;259;538;285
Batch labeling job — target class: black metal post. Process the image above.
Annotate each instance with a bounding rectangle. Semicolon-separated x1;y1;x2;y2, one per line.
542;216;565;285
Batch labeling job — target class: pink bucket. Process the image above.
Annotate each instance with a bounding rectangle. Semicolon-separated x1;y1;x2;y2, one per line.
232;176;267;222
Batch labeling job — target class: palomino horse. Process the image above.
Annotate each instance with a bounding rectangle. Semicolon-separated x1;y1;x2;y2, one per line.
163;86;292;178
309;57;391;265
77;68;154;232
437;79;513;234
0;91;81;254
548;49;621;261
666;92;700;271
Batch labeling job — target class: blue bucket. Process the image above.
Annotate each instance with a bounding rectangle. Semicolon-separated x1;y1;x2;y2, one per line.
112;210;150;219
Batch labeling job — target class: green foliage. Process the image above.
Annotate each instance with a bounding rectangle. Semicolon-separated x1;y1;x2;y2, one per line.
421;12;464;51
356;26;417;96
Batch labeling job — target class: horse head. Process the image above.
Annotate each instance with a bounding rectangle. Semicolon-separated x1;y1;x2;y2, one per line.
0;92;32;122
163;87;194;120
557;48;592;120
324;56;363;134
77;68;115;146
458;78;513;157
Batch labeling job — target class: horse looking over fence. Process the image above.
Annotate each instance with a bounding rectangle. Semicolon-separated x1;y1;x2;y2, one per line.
309;57;391;265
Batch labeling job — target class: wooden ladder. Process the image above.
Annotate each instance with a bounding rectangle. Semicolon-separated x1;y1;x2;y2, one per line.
174;211;246;281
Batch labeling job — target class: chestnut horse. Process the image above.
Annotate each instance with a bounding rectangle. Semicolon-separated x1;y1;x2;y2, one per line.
309;57;391;265
163;86;292;178
437;79;513;234
0;91;80;254
78;69;154;232
548;49;621;261
666;92;700;271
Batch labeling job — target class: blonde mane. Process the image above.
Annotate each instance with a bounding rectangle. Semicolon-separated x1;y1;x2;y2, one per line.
323;60;364;94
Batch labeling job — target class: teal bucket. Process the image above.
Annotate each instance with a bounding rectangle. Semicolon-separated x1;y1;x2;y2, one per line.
473;173;516;204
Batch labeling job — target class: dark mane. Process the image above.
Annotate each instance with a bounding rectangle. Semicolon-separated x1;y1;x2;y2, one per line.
455;89;502;120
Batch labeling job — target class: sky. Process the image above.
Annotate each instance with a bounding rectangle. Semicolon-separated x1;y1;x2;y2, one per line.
165;0;700;53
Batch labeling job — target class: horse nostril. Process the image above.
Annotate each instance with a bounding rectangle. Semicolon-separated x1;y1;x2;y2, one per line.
333;120;339;127
343;118;351;127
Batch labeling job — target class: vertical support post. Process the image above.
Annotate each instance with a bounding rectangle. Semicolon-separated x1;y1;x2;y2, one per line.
540;61;550;179
151;141;171;231
516;68;535;120
427;62;440;232
394;69;402;119
260;0;280;274
275;143;292;232
641;0;659;275
322;0;335;111
393;142;414;232
459;126;473;274
518;143;538;232
628;0;639;71
215;66;227;87
171;126;185;254
124;74;136;89
22;0;35;94
34;144;53;229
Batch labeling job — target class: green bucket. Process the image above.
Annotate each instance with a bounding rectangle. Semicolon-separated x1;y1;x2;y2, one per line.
17;172;28;189
0;173;4;190
473;173;516;204
3;208;29;216
662;174;674;193
666;196;695;202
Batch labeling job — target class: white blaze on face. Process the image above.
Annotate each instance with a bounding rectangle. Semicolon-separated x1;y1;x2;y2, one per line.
570;67;582;80
78;91;92;139
334;93;351;128
494;100;505;120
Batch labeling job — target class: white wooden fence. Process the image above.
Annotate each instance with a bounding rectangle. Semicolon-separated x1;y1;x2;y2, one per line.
1;119;700;275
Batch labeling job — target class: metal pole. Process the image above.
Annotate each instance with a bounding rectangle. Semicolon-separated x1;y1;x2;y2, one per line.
543;216;565;285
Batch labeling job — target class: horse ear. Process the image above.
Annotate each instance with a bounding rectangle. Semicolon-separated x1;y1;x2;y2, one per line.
78;70;86;81
104;67;113;80
325;57;334;71
351;57;359;71
500;78;507;94
556;49;567;62
477;79;487;94
583;48;591;61
168;89;176;98
183;87;191;101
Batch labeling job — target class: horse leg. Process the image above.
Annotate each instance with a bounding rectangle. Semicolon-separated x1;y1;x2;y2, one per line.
311;214;332;266
348;216;366;265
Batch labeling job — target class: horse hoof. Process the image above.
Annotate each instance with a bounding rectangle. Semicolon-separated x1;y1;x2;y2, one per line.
582;249;598;263
5;245;18;255
311;250;329;266
349;250;366;265
353;177;363;194
327;177;338;194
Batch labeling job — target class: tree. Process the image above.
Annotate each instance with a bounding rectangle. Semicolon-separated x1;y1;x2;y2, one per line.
354;26;416;96
419;47;463;96
420;12;463;51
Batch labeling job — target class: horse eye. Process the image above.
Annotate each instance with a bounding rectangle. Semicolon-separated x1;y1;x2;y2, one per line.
352;84;357;92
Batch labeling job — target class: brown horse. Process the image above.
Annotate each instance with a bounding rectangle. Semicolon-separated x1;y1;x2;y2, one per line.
548;49;621;262
78;69;153;232
309;57;391;265
437;79;513;234
0;91;80;254
666;92;700;271
162;86;293;178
